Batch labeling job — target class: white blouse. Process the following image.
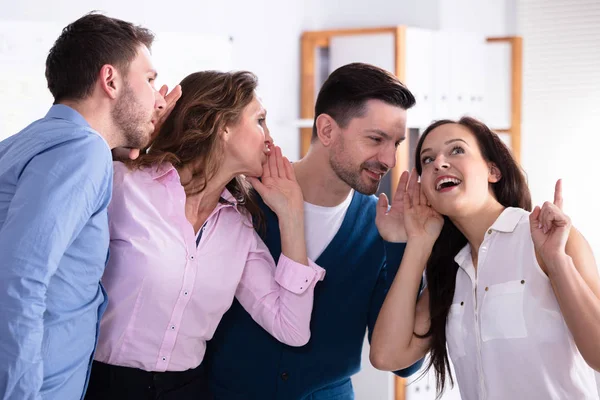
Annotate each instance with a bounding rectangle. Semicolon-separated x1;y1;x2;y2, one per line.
446;207;598;400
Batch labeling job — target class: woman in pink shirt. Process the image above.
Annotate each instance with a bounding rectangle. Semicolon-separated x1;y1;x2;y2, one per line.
85;71;325;400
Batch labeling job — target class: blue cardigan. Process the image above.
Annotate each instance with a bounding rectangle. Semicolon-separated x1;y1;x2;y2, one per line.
205;192;423;399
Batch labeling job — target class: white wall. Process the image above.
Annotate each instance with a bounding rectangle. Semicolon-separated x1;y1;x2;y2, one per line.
309;0;440;30
517;1;600;391
517;0;600;256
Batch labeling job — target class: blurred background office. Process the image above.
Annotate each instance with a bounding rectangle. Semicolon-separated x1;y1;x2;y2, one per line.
1;0;598;398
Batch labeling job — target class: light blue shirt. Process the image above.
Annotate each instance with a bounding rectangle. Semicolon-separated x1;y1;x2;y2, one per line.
0;105;112;399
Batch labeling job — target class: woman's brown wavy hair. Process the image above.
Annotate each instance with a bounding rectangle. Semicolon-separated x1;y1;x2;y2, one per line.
128;70;264;228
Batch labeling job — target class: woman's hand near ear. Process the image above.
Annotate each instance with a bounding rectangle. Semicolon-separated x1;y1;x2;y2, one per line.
112;84;182;161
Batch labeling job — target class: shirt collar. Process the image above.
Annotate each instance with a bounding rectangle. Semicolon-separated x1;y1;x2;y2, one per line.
150;163;177;181
488;207;524;233
45;104;91;128
454;207;525;266
454;244;471;266
219;188;237;205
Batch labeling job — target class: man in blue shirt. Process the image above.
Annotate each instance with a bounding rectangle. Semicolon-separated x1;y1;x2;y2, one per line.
0;12;170;399
206;63;423;399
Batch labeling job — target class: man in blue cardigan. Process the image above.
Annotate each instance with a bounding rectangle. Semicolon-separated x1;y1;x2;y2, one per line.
205;63;423;399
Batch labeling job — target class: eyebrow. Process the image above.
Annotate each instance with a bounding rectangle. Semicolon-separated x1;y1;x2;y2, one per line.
365;129;391;140
420;138;469;155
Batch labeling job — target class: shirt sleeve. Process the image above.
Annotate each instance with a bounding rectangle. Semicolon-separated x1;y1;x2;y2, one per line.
367;240;425;378
235;231;326;347
0;134;111;398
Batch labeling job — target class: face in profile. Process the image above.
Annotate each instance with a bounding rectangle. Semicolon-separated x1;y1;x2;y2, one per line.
418;123;500;217
328;99;407;195
223;95;273;177
112;44;165;149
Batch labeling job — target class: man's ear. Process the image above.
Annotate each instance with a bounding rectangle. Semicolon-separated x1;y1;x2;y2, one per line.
488;162;502;183
315;114;338;147
99;64;120;100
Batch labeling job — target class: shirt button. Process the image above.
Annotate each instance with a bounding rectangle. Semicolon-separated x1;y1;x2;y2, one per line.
485;287;489;291
190;255;194;260
162;357;166;361
171;325;175;330
487;229;492;234
281;372;289;381
184;291;189;296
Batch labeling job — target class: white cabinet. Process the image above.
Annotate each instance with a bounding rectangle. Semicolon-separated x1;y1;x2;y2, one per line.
405;28;435;128
327;28;511;130
431;31;453;124
431;31;488;124
483;41;512;130
329;33;396;75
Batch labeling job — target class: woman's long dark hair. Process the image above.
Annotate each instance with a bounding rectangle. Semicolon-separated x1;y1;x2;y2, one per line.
414;117;532;396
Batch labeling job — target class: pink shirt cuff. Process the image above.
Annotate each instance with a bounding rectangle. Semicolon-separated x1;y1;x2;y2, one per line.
274;254;326;295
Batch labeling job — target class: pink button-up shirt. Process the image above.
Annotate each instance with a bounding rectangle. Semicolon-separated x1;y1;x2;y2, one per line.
95;162;325;372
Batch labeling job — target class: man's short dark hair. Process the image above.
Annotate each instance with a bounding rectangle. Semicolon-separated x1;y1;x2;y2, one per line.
312;63;416;140
45;12;155;103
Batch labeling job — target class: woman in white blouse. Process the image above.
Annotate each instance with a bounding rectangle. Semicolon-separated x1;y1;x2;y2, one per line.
369;117;600;399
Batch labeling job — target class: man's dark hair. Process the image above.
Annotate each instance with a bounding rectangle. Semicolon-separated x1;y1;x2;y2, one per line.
312;62;416;140
45;12;155;103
